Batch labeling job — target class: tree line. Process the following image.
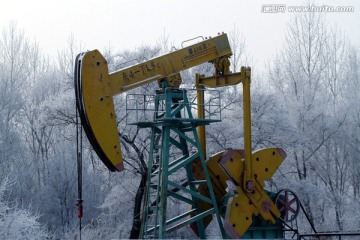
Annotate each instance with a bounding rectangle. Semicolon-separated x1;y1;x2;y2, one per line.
0;9;359;239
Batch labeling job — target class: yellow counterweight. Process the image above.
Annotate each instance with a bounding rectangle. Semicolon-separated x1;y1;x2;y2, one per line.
190;67;286;238
191;148;286;237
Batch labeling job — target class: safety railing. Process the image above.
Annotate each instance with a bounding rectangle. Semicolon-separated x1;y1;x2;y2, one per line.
125;88;221;125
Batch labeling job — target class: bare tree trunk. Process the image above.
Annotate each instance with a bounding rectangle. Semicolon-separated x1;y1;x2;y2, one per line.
129;172;147;239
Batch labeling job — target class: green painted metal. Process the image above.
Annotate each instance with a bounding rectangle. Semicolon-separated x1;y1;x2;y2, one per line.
138;85;225;239
242;222;283;239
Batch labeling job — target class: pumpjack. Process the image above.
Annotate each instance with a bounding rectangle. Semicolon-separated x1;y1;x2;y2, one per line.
74;33;298;238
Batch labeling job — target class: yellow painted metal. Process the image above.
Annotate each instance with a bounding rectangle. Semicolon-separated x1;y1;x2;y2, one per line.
196;74;206;159
192;147;285;237
222;148;285;238
190;67;286;237
224;187;255;238
241;66;253;192
198;72;243;88
80;50;124;171
207;151;234;200
213;56;231;75
78;34;232;172
190;150;232;233
189;150;233;233
252;148;286;188
190;149;244;233
203;66;285;237
79;32;287;238
219;149;245;186
108;34;232;95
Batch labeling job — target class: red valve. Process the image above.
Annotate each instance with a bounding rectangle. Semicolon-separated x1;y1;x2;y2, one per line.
76;201;83;218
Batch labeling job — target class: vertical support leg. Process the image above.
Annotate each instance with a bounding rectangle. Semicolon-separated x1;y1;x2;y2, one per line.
241;67;254;192
196;74;207;159
159;126;170;239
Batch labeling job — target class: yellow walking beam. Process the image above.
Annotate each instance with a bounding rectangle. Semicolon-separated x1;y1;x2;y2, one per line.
108;34;232;95
75;34;232;171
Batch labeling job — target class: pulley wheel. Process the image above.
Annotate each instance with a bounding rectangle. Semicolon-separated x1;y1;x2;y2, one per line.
275;189;299;222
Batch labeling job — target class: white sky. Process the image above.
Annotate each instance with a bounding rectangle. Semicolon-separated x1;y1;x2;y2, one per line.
1;0;359;71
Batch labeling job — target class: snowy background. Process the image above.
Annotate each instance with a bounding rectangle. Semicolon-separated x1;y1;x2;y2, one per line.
0;0;359;239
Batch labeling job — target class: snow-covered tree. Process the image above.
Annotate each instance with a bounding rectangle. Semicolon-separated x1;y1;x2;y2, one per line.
0;177;49;239
268;3;360;231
